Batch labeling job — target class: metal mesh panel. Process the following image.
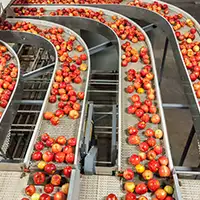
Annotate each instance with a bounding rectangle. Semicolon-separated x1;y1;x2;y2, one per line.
120;40;161;170
0;171;29;200
1;130;11;155
180;179;200;200
80;175;124;200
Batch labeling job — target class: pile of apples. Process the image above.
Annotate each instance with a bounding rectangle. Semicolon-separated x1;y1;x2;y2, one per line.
21;133;75;200
13;7;45;16
0;21;87;125
32;133;76;164
13;0;122;5
126;1;200;103
0;44;18;118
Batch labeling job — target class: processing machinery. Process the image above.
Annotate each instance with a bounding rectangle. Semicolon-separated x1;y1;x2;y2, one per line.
0;0;200;199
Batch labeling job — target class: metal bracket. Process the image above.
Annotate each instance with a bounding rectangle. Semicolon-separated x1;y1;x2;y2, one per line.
111;105;117;166
84;146;98;175
23;63;55;80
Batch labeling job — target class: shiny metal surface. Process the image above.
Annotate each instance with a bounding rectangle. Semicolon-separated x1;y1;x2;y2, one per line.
4;18;91;168
0;31;56;168
20;15;121;168
0;39;21;149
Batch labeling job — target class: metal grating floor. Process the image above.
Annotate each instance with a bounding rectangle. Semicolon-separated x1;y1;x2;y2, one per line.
180;179;200;200
80;175;124;200
0;171;28;200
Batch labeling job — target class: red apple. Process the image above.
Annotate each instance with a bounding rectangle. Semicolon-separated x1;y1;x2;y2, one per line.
68;138;76;146
49;95;57;103
151;114;161;124
46;138;55;147
147;150;157;160
125;193;136;200
133;101;142;108
159;165;171;177
144;128;154;137
51;174;61;186
32;151;42;161
138;197;148;200
55;109;64;118
144;99;152;107
147;179;160;192
137;121;146;129
127;105;137;114
42;151;54;162
127;126;138;135
165;197;174;200
153;145;163;155
53;191;65;200
50;116;59;125
39;194;51;200
158;156;169;166
129;154;141;166
135;183;148;195
106;194;118;200
155;189;167;200
135;109;144;118
142;169;153;180
63;145;73;154
138;152;147;161
63;165;72;178
149;105;157;114
43;112;54;120
131;94;140;102
44;184;54;194
56;136;67;145
69;109;80;119
65;153;75;163
55;152;65;163
139;142;149;152
41;133;50;142
128;135;140;145
141;113;150;123
126;85;134;93
52;143;62;153
146;137;156;147
141;104;149;113
44;163;56;174
148;160;160;172
25;185;36;196
123;168;134;180
77;92;84;100
34;141;44;151
33;172;45;185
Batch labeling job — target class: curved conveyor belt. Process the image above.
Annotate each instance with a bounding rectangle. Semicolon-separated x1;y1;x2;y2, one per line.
0;18;90;199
